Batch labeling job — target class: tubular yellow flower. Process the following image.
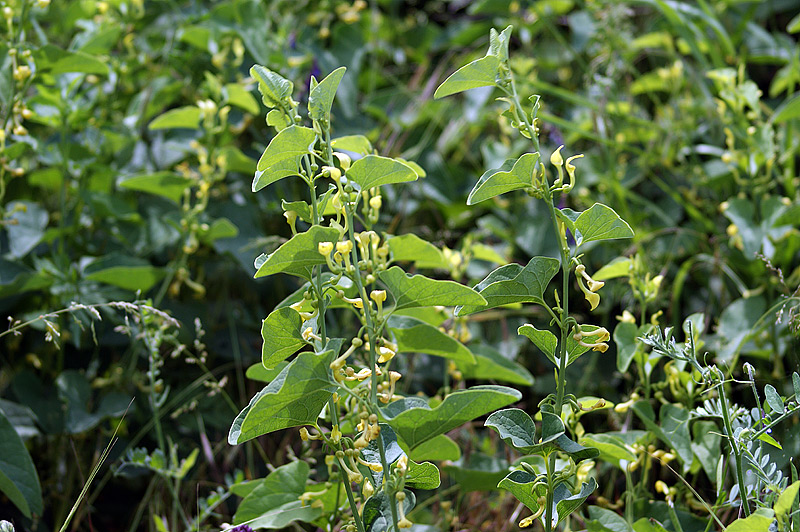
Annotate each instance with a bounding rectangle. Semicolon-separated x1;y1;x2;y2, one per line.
550;145;564;167
318;241;334;255
565;153;584;183
369;195;382;210
336;240;353;254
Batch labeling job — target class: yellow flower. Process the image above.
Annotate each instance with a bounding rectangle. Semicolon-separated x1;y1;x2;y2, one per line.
550;145;564;167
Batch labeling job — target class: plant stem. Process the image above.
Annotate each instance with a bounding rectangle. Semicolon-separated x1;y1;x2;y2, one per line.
716;371;751;517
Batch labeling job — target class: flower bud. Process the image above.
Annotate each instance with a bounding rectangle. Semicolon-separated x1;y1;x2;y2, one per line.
550;145;564;167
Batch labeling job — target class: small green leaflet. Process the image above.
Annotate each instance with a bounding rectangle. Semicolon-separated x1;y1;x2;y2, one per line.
434;55;500;99
378;266;485;310
148;106;202;130
254;226;341;280
308;67;346;121
228;350;336;444
467;153;539;205
251;64;293;108
382;385;521;450
253;126;317;192
456;256;560;316
260;307;306;368
346;155;418;190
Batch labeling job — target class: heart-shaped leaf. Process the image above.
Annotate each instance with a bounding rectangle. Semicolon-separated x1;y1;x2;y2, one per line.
379;266;485;310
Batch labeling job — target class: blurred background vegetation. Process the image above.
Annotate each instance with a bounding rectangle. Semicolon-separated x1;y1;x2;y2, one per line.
1;0;799;531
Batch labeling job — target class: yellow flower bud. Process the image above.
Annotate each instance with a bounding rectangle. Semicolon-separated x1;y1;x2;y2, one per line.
318;241;334;255
370;290;386;303
369;195;382;210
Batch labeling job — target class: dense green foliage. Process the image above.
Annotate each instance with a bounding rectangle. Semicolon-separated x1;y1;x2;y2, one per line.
1;1;799;532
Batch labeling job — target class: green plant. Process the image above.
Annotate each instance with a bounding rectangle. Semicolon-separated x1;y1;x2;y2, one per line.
226;62;524;531
434;26;634;531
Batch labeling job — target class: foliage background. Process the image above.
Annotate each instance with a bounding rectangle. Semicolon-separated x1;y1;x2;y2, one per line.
1;0;799;531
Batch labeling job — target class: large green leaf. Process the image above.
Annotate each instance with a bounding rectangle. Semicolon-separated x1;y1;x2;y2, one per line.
308;67;346;121
388;316;476;364
457;344;534;386
254;226;341;280
722;509;774;532
574;204;634;246
228;350;336;444
346;155;418;190
251;64;293;108
467;153;539;205
499;471;596;528
381;385;521;449
148;106;202;130
83;254;165;292
224;83;260;115
118;172;193;203
579;433;638;469
253;126;317;191
330;135;372;155
408;434;461;462
498;470;547;513
456;256;560;316
233;461;321;529
386;233;446;269
260;307;307;368
0;407;42;517
434;55;500;99
378;266;485;310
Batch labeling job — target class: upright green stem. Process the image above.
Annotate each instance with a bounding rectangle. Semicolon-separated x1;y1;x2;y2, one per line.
716;371;751;517
343;198;401;532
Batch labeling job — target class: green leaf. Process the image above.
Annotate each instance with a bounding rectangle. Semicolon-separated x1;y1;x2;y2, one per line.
406;460;441;490
382;385;521;450
308;67;346;121
442;454;508;492
346;155;418;190
386;234;446;269
458;344;534;386
775;481;800;523
330;135;373;155
253;126;317;192
434;55;501;99
224;83;260;115
587;505;633;532
254;226;341;280
456;256;560;316
233;461;321;528
251;64;293;108
725;508;774;532
200;217;239;244
260;307;306;368
0;406;42;517
409;434;461;462
148;106;202;130
488;26;513;63
691;421;721;480
497;470;547;513
378;266;485;310
552;479;598;527
228;350;336;444
518;324;558;365
118;172;193;203
579;433;638;469
83;254;166;292
485;408;540;453
388;316;476;364
363;490;415;532
467;153;539;205
35;44;109;75
793;372;800;400
574;203;634;246
773;92;800;123
245;362;288;383
764;384;784;413
593;257;632;281
4;201;48;259
613;322;642;373
631;401;692;470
